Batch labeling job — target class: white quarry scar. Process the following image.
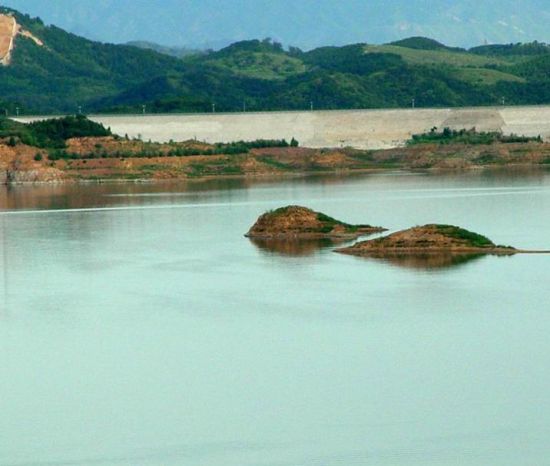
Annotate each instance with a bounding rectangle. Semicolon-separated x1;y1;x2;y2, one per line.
0;15;44;65
0;16;17;65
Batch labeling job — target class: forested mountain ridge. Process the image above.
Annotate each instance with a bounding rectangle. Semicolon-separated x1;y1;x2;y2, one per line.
1;7;549;115
3;0;550;50
125;41;201;59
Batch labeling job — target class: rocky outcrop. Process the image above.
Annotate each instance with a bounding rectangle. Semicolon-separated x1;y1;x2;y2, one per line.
246;205;385;239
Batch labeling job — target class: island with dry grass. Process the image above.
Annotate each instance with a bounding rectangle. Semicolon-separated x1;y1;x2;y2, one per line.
336;224;535;257
246;206;386;240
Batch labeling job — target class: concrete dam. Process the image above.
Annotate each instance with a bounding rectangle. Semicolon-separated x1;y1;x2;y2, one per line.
19;105;550;150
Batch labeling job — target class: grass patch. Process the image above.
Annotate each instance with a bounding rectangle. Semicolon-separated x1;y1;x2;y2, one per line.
188;162;243;177
317;212;365;232
259;156;294;170
452;67;526;85
435;224;494;248
219;166;243;175
206;51;307;80
348;150;375;162
473;153;498;165
364;45;509;67
408;127;543;146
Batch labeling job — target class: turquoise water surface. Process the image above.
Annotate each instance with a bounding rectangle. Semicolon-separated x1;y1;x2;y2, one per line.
1;170;550;466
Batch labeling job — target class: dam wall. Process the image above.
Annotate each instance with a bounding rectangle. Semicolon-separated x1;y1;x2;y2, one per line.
18;106;550;150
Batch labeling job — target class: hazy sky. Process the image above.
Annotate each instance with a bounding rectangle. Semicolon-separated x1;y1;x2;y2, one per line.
3;0;549;49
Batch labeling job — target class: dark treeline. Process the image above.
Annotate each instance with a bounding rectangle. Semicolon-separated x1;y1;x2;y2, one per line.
46;137;299;161
0;115;111;148
408;127;543;145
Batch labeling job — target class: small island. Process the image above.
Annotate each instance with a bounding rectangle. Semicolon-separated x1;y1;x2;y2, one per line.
246;206;386;239
336;224;520;256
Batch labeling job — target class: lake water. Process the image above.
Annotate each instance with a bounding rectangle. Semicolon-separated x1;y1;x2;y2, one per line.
1;170;550;466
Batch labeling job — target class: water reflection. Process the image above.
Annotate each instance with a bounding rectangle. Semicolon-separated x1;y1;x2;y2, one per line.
2;167;550;212
0;175;377;211
250;237;340;257
2;169;550;466
353;252;490;270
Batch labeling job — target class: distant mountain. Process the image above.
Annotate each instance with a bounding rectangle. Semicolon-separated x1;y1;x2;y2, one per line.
2;0;550;49
125;41;202;59
1;7;549;115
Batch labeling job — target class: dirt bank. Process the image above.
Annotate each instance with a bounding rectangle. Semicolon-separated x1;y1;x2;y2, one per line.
2;137;550;184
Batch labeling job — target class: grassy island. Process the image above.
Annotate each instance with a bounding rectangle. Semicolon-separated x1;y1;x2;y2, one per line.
246;206;386;239
336;224;518;256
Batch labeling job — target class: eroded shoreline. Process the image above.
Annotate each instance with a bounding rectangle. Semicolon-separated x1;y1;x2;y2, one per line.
2;137;550;184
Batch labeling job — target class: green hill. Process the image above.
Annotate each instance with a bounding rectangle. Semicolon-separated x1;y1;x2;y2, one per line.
0;114;111;147
125;41;201;59
389;37;464;52
1;6;550;114
196;40;307;80
0;7;187;113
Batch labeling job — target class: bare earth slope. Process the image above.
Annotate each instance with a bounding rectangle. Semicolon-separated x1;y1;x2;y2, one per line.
0;13;43;66
0;14;16;65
